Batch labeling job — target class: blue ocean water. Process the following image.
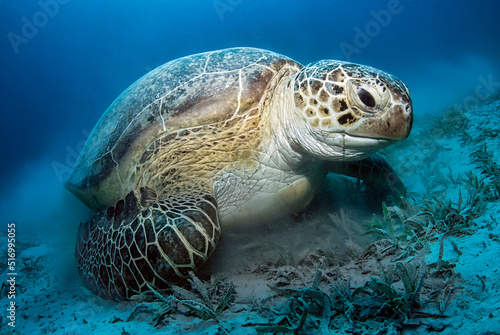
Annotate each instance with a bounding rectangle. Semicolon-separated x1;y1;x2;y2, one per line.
1;0;499;197
0;1;498;188
1;0;500;332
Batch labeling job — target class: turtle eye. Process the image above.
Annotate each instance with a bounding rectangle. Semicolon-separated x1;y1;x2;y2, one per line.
356;88;376;108
349;83;380;112
346;80;382;113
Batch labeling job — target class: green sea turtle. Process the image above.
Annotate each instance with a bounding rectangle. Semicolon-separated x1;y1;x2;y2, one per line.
65;47;412;300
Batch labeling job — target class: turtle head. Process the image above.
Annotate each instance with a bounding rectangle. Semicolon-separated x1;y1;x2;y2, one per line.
289;60;412;160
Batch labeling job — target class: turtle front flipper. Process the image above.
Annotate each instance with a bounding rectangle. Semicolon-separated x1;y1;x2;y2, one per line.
327;154;405;196
76;187;220;300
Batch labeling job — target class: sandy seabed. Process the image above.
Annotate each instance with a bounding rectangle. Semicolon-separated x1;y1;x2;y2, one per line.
2;99;500;335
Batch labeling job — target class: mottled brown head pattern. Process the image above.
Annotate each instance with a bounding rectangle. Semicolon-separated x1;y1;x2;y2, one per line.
293;60;412;142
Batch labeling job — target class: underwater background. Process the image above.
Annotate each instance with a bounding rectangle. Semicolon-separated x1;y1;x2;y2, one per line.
1;0;500;334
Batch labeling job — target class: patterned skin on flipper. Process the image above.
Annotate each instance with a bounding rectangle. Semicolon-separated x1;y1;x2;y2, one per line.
76;187;220;300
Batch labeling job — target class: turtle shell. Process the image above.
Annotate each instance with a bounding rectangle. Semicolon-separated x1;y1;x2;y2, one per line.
65;48;301;211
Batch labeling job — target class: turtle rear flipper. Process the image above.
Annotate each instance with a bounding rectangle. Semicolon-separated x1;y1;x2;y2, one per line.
76;187;220;300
